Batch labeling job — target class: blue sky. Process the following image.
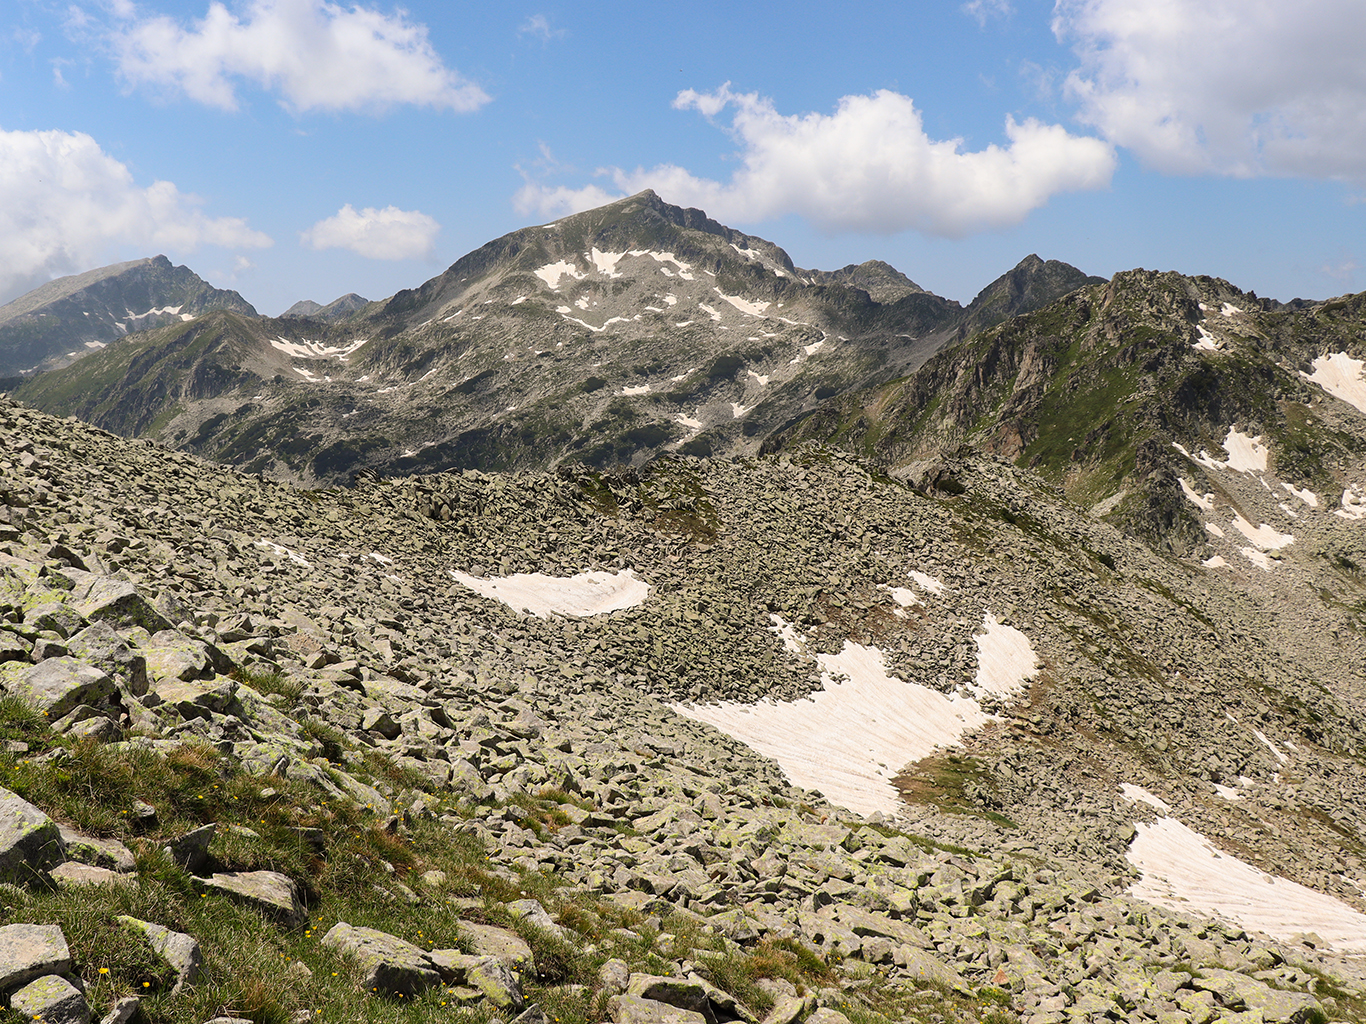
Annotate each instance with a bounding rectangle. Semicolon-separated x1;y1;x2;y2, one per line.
3;0;1365;314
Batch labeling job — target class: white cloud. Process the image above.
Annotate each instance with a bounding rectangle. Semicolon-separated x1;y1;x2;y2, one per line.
962;0;1013;27
0;126;271;303
518;14;564;43
596;85;1114;237
1055;0;1366;179
113;0;490;114
513;181;619;220
300;204;439;260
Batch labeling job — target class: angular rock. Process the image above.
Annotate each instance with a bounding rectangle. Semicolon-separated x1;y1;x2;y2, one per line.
459;920;534;971
598;958;631;996
895;946;968;992
51;861;131;887
3;657;114;718
627;975;717;1024
0;785;64;883
198;870;304;927
0;923;73;990
610;995;708;1024
759;994;812;1024
99;996;142;1024
66;570;171;633
806;1011;851;1024
24;601;88;639
67;622;149;697
117;915;204;995
320;922;439;996
1192;970;1319;1023
58;826;136;872
10;973;90;1024
166;823;215;873
465;955;526;1011
506;898;568;939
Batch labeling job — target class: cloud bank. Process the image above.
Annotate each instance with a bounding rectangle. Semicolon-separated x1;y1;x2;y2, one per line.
1055;0;1366;179
515;85;1115;236
0;127;271;304
301;204;439;260
113;0;490;114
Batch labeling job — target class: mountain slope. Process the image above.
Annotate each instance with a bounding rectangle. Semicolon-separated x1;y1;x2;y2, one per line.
0;255;257;377
14;192;1095;486
768;269;1366;554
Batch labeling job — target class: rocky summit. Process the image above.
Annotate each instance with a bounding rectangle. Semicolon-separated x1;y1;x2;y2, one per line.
2;355;1366;1024
10;192;1096;486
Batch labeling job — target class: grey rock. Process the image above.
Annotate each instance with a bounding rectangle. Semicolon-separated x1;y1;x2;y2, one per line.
627;975;717;1024
2;657;114;718
610;994;709;1024
116;916;204;995
460;920;535;971
10;974;90;1024
598;958;631;996
58;825;136;871
320;922;439;996
466;954;526;1011
198;870;304;926
98;996;142;1024
0;923;73;990
51;862;131;887
0;785;64;883
506;898;568;939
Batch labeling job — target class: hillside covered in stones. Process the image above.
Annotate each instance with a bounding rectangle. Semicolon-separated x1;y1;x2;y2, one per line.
2;389;1366;1024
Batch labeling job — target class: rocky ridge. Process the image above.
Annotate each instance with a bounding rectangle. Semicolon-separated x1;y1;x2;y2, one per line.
0;256;257;379
10;193;1096;486
0;395;1365;1022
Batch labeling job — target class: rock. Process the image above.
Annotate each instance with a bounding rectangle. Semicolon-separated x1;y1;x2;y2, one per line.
58;826;136;872
198;870;304;926
627;975;717;1024
599;958;631;996
0;924;73;991
506;898;568;939
67;622;149;697
50;862;131;887
166;824;216;873
10;974;90;1024
320;922;440;996
465;954;527;1011
1191;970;1319;1022
361;708;401;739
759;994;812;1024
116;915;204;995
460;920;535;971
66;570;171;633
895;946;968;992
510;1005;548;1024
2;657;114;718
806;1011;851;1024
24;601;88;639
98;996;142;1024
0;786;64;883
610;994;709;1024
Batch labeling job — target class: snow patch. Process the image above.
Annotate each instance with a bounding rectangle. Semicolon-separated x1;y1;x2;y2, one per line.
449;569;649;618
907;571;946;596
714;289;771;317
1240;547;1274;571
1303;353;1366;414
1179;478;1214;511
747;370;770;387
1119;783;1171;813
1127;816;1366;951
533;260;586;290
1193;325;1223;352
620;384;650;396
1335;485;1366;521
589;248;625;277
254;540;310;567
730;402;753;418
83;341;106;350
676;412;703;430
1202;555;1228;568
270;337;368;361
803;341;825;356
1230;513;1294;551
1205;523;1225;538
672;611;1037;818
1282;482;1318;507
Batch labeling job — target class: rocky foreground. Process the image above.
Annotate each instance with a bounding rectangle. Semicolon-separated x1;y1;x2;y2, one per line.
0;395;1365;1024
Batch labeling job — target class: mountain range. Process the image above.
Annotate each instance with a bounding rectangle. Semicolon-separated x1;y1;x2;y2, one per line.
2;193;1366;1023
7;191;1098;485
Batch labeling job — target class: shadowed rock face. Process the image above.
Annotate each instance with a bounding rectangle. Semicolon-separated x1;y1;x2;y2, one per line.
11;193;1094;487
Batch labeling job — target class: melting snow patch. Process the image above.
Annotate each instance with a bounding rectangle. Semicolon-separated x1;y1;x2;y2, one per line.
1193;325;1223;352
730;403;753;418
1252;728;1289;764
621;384;650;396
1303;353;1366;414
83;341;105;350
270;337;368;361
1179;479;1215;511
747;370;770;387
1205;523;1225;538
575;297;590;310
973;612;1039;697
1240;547;1274;571
907;571;946;596
589;248;625;277
254;541;310;567
882;587;922;611
1230;513;1293;551
533;261;586;290
698;302;724;322
673;610;1037;817
1282;482;1318;507
1119;784;1171;813
1221;302;1242;317
803;341;825;356
1202;555;1228;568
512;295;526;305
1127;817;1366;951
449;569;649;618
1214;784;1242;801
676;412;703;430
1172;429;1268;474
714;289;771;317
1335;485;1366;520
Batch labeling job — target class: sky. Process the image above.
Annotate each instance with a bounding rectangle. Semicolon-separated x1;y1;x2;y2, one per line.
3;0;1365;315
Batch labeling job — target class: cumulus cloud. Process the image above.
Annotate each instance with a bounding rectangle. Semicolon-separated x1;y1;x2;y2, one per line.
591;85;1115;237
0;126;271;303
113;0;490;114
1055;0;1366;179
300;204;439;259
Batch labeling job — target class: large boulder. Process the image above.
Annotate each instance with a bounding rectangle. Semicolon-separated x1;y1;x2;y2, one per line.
198;871;304;927
321;922;440;996
1;658;115;718
9;974;89;1024
0;923;72;990
116;916;204;995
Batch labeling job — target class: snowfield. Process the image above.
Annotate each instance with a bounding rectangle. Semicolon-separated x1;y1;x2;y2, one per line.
449;569;649;618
